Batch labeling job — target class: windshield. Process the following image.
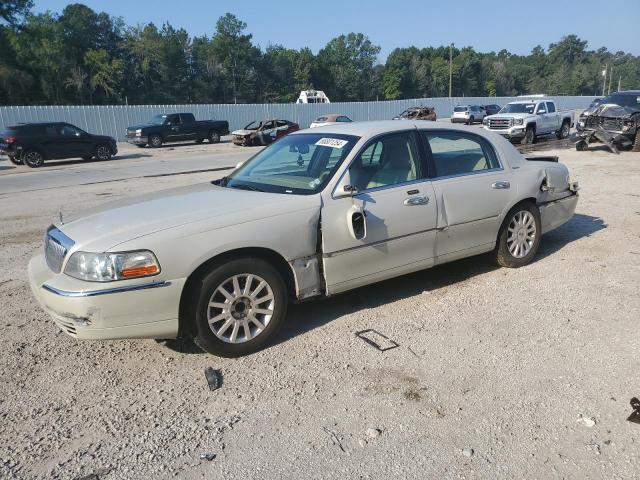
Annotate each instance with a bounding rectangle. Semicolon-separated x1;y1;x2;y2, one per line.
224;133;359;195
499;103;536;114
244;121;261;130
149;115;166;125
600;94;640;109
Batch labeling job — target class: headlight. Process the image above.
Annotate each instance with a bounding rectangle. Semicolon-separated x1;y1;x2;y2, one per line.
135;129;142;137
513;118;523;125
482;117;489;125
64;250;160;282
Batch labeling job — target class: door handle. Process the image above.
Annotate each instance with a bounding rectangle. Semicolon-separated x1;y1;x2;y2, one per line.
403;195;429;206
491;181;510;189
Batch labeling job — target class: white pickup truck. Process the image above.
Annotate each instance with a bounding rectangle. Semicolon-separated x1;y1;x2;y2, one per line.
483;98;574;144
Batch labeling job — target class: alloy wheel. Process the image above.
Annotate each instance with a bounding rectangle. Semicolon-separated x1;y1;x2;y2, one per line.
96;145;110;160
207;273;275;344
507;210;537;258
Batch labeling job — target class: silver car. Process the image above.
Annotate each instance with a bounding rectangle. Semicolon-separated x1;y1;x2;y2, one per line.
29;121;579;357
451;105;486;124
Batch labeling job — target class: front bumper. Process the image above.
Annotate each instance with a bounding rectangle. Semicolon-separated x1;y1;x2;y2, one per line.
126;136;149;145
483;126;526;139
28;253;183;340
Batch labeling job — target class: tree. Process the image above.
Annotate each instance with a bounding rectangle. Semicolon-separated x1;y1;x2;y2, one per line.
0;0;33;26
85;48;123;102
381;66;402;100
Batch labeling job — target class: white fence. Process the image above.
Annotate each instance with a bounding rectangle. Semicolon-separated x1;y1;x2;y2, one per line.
0;96;597;141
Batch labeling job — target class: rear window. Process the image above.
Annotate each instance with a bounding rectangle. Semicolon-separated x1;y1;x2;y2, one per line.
454;106;468;112
6;125;47;136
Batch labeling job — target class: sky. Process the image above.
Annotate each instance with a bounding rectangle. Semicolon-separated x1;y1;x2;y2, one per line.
33;0;640;60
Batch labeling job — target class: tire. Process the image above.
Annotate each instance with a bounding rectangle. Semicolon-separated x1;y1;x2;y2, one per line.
190;258;288;357
632;130;640;152
23;149;44;168
208;130;221;144
95;144;112;161
82;155;93;161
494;202;541;268
576;140;588;151
521;126;535;145
556;121;570;140
8;155;23;165
136;144;146;148
149;134;163;148
195;138;204;144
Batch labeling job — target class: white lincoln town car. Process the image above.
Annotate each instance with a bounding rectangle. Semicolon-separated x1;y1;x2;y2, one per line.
29;121;579;357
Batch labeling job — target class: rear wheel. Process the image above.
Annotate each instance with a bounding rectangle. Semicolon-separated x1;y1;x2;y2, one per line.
8;155;23;165
556;121;570;139
149;134;163;148
494;203;541;268
521;126;535;145
23;149;44;168
95;144;112;161
467;116;474;125
190;258;288;357
208;130;221;144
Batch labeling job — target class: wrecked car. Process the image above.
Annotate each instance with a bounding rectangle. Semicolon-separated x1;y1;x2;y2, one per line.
231;119;299;146
576;91;640;153
309;114;353;128
28;121;578;357
393;107;437;121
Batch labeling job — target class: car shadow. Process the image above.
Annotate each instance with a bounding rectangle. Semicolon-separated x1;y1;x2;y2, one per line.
0;165;16;171
40;154;151;167
537;213;606;259
142;139;232;150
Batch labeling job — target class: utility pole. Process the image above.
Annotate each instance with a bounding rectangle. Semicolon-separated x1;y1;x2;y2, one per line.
602;65;607;97
608;66;613;95
449;44;453;98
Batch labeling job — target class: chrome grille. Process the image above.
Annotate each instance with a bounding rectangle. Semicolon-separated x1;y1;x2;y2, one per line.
44;227;74;274
488;118;513;129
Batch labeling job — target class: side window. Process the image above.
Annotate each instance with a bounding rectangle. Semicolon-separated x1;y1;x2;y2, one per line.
45;125;58;136
546;102;556;113
59;124;82;136
536;103;547;114
348;133;421;191
167;115;180;125
422;131;500;178
337;116;351;122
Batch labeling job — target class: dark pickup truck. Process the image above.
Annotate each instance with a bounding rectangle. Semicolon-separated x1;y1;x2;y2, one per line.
126;113;229;148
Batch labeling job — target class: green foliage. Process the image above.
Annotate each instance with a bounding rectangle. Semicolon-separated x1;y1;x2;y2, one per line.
0;5;638;106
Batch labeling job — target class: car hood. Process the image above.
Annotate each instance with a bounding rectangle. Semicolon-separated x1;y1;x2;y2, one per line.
581;103;640;119
127;123;156;130
56;183;320;252
487;112;531;120
231;129;256;136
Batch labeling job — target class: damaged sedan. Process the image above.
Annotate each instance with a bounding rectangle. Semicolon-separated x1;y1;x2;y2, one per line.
29;121;579;357
231;119;299;146
576;90;640;153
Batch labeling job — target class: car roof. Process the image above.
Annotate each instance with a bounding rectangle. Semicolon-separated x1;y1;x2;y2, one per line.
610;90;640;95
292;120;490;137
509;98;553;104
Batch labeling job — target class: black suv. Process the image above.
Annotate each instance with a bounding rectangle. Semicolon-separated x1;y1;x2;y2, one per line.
0;122;117;168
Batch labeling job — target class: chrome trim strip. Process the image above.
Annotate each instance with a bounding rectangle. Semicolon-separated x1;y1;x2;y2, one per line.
42;281;172;298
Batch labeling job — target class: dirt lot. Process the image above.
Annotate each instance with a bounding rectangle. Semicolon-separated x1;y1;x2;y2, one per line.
0;144;639;479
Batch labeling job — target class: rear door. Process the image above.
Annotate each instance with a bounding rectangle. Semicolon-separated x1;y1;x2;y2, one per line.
321;131;438;293
546;102;560;131
421;130;511;261
178;114;197;140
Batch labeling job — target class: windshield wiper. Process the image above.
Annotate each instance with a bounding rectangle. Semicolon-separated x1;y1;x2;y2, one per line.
229;183;265;192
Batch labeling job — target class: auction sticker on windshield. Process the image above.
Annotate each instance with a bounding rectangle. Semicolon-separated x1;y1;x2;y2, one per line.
316;138;349;148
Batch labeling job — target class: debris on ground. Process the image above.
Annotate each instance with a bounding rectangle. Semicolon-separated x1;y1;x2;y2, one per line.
355;329;399;352
323;426;346;452
74;467;112;480
366;428;382;439
628;397;640;424
199;453;216;461
577;414;596;427
204;367;223;391
462;448;474;457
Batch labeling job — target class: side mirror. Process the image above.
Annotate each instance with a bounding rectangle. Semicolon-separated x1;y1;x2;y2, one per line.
334;171;358;199
346;205;366;240
538;110;546;115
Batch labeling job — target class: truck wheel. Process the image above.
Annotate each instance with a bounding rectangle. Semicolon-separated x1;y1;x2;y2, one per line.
521;127;535;145
208;130;221;144
149;134;163;148
494;202;541;268
632;130;640;152
23;149;44;168
189;258;288;357
8;155;23;165
576;140;588;151
556;121;570;140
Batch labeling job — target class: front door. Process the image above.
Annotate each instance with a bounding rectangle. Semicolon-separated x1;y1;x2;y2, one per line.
55;124;93;158
321;131;438;294
420;130;512;262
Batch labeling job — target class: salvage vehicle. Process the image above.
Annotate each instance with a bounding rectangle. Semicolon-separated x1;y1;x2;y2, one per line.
0;122;117;168
393;107;437;121
482;104;501;116
29;121;579;357
575;91;640;153
310;114;353;128
296;89;330;104
483;99;574;145
231;120;299;146
451;105;486;124
125;113;229;148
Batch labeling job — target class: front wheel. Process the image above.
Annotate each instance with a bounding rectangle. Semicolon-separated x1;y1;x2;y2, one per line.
23;149;44;168
576;140;588;151
521;127;535;145
494;203;541;268
95;144;112;161
149;134;163;148
190;258;288;357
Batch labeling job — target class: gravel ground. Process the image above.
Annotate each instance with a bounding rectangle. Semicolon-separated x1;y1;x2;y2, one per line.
0;144;639;479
